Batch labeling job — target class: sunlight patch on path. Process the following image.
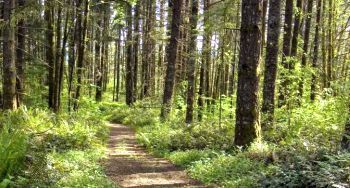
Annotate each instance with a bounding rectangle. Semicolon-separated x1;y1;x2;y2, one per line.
103;124;206;188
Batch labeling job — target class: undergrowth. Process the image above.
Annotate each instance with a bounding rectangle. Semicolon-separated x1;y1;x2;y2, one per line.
107;97;350;187
0;104;116;188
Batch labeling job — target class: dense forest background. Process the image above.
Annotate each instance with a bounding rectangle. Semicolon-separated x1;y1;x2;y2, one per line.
1;0;350;187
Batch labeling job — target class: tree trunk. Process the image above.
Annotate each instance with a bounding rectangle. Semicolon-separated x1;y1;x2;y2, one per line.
311;0;322;101
125;4;135;105
290;0;303;58
3;0;17;110
326;0;334;88
133;1;140;100
45;0;55;110
261;0;282;128
16;0;26;107
74;0;89;110
299;0;313;99
95;8;103;102
185;0;199;124
278;0;293;107
234;0;262;147
160;0;183;120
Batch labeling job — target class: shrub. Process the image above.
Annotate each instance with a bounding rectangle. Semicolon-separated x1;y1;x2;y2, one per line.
167;149;219;167
189;153;275;187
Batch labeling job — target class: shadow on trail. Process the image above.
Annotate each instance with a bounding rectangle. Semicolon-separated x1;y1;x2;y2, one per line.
103;124;207;188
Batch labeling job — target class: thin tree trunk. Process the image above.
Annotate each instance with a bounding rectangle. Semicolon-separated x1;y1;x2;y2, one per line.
290;0;303;59
278;0;293;107
133;1;140;100
299;0;313;100
53;6;62;112
261;0;282;128
326;0;334;88
16;0;26;107
74;0;89;110
95;10;103;102
311;0;322;101
45;0;55;110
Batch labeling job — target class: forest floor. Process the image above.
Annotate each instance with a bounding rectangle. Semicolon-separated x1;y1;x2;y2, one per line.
103;124;207;188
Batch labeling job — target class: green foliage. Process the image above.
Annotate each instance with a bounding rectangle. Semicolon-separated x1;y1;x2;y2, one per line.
189;153;275;187
272;97;347;152
0;121;27;184
261;152;350;187
167;150;219;168
0;106;115;187
109;106;234;154
108;95;350;187
48;149;114;188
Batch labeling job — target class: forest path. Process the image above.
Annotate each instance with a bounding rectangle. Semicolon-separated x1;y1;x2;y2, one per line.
103;124;206;188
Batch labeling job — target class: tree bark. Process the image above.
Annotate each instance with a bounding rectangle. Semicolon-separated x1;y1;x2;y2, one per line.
278;0;293;107
16;0;26;107
133;1;140;100
185;0;199;124
234;0;262;147
74;0;89;110
125;4;135;105
3;0;17;110
160;0;184;120
261;0;282;128
45;0;55;110
290;0;303;59
311;0;322;101
299;0;313;99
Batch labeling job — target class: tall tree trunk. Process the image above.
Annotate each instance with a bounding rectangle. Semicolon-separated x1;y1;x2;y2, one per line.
95;7;103;102
16;0;26;107
160;0;184;120
58;3;69;110
234;0;262;147
74;0;89;110
53;6;62;112
185;0;199;124
133;1;140;100
116;28;122;101
125;4;135;105
290;0;303;59
261;0;282;128
278;0;293;107
321;0;327;89
204;0;212;110
299;0;313;99
311;0;322;101
3;0;17;110
45;0;55;110
326;0;334;88
261;0;268;55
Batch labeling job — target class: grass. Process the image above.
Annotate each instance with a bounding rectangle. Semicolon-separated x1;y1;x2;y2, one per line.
106;97;350;187
0;104;116;188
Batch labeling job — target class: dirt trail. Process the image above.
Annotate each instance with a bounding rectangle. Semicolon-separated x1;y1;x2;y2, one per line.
103;124;206;188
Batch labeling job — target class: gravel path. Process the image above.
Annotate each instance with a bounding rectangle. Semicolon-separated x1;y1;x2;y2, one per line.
103;124;206;188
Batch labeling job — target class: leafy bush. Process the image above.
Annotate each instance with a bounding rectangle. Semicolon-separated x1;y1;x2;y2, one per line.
0;106;114;187
0;124;27;186
189;153;275;187
167;149;219;167
48;149;114;188
261;152;350;188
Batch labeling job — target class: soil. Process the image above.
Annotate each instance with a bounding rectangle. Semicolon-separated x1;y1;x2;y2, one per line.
103;124;207;188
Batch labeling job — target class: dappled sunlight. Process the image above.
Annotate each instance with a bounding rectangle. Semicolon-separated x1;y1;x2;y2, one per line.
103;124;205;188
